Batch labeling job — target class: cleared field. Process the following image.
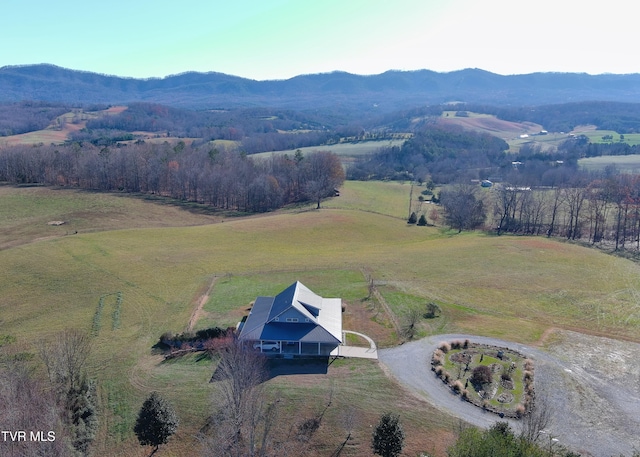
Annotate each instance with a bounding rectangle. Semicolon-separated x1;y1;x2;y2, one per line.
579;154;640;172
0;106;125;146
250;139;406;161
0;185;223;250
438;112;542;141
579;129;640;146
324;180;413;219
2;181;640;455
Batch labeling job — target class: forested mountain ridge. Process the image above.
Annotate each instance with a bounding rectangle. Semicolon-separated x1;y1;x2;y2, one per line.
3;64;640;111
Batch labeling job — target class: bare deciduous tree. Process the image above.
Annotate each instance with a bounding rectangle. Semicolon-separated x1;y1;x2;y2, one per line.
204;337;299;457
39;328;92;391
38;329;97;456
519;389;553;444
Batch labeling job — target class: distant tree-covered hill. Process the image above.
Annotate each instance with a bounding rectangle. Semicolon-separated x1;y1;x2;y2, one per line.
3;64;640;111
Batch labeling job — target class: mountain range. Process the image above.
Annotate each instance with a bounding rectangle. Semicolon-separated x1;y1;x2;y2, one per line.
2;64;640;111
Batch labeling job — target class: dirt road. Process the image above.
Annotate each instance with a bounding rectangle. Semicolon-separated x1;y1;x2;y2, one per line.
379;331;640;457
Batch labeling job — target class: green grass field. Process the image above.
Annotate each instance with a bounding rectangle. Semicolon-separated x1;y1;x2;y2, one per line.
579;154;640;172
2;180;640;455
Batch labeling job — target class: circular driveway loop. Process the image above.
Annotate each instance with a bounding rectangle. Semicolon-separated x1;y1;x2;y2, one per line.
378;334;640;457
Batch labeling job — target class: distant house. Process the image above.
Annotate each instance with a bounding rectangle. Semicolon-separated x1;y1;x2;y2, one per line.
238;281;342;356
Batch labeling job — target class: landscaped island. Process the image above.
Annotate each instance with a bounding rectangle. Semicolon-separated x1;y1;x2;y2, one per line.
431;340;534;418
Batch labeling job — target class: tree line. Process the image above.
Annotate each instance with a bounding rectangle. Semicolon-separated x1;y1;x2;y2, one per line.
348;124;511;184
0;101;70;136
0;142;345;212
465;101;640;134
434;171;640;254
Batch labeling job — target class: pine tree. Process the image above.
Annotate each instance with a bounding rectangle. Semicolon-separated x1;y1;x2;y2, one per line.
372;412;405;457
417;214;427;226
134;392;179;454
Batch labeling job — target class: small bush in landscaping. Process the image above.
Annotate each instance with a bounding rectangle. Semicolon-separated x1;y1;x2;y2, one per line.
501;365;512;382
515;403;526;417
452;380;464;393
438;342;451;353
424;302;440;318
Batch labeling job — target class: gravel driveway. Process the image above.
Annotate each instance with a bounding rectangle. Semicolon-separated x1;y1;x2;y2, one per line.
378;332;640;457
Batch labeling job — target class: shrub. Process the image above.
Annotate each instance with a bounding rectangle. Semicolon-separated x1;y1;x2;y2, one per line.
424;302;440;318
407;212;417;224
417;214;427;226
471;365;493;386
515;403;526;418
463;339;469;349
501;365;512;381
452;380;464;393
451;340;462;349
461;389;469;399
438;342;451;353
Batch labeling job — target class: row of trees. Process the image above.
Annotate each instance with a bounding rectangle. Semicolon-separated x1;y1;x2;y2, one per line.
490;172;640;249
434;172;640;252
0;142;345;212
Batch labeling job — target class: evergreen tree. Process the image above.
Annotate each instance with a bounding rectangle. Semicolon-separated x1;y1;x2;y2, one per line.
407;212;417;224
372;412;405;457
134;392;179;454
417;214;427;226
68;376;98;455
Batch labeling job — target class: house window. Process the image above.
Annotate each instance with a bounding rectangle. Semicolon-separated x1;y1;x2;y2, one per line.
285;318;298;322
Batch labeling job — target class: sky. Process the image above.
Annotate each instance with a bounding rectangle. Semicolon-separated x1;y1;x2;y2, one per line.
2;0;638;81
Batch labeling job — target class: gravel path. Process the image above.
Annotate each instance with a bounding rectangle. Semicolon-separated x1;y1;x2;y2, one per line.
379;332;640;457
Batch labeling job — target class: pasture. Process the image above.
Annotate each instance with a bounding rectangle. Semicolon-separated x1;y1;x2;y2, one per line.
249;138;406;162
2;180;640;455
579;153;640;173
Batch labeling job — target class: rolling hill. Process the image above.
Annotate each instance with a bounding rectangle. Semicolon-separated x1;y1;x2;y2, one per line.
3;64;640;111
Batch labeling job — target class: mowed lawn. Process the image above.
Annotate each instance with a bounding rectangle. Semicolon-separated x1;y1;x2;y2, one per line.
2;181;640;455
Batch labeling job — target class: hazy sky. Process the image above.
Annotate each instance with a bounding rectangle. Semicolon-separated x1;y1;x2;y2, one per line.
2;0;637;80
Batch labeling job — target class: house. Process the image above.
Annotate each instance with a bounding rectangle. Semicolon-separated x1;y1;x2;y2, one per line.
238;281;342;356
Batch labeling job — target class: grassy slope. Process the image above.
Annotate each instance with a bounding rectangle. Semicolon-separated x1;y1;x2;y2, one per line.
2;181;640;455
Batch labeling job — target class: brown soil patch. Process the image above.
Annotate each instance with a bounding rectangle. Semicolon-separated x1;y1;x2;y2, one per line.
342;299;396;347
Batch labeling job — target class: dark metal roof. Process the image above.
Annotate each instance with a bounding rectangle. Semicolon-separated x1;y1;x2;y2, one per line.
238;282;342;344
